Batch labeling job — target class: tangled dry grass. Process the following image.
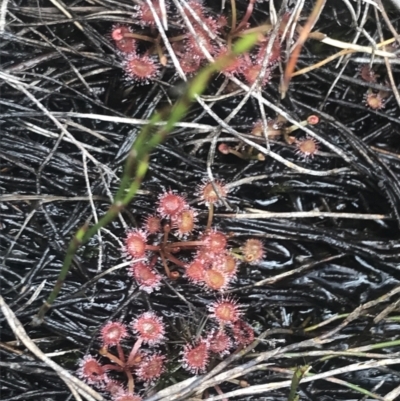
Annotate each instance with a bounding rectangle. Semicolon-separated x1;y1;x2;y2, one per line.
1;1;400;400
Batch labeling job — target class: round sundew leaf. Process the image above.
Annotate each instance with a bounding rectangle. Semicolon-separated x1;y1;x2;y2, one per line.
181;340;210;374
132;312;166;345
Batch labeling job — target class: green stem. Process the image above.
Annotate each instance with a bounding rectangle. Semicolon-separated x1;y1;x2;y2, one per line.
33;32;259;325
288;366;309;401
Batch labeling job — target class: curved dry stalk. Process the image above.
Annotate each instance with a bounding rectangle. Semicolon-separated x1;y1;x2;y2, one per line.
282;0;327;96
0;295;105;401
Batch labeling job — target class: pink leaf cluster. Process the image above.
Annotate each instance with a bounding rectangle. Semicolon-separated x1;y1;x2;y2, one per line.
109;0;284;86
78;312;166;400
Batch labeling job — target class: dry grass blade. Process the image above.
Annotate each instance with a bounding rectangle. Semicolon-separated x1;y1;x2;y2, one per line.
1;0;400;400
0;296;105;401
281;0;326;97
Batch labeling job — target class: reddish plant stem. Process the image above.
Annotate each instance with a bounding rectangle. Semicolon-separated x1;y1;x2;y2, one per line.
159;250;172;277
99;348;125;367
223;146;248;159
126;369;135;394
164;252;186;268
145;244;162;251
214;384;228;401
235;0;256;33
149;254;159;268
165;240;205;249
163;224;170;248
127;338;143;367
206;203;214;231
123;32;156;43
155;37;167;65
102;363;123;372
117;343;125;363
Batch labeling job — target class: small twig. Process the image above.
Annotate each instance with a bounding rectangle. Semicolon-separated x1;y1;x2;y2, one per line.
0;194;110;202
225;253;346;292
320;36;396;57
282;0;327;96
47;0;84;31
68;260;132;298
51;112;217;131
373;6;400;110
0;0;10;32
215;211;388;219
1;207;38;263
146;0;186;78
15;280;47;313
